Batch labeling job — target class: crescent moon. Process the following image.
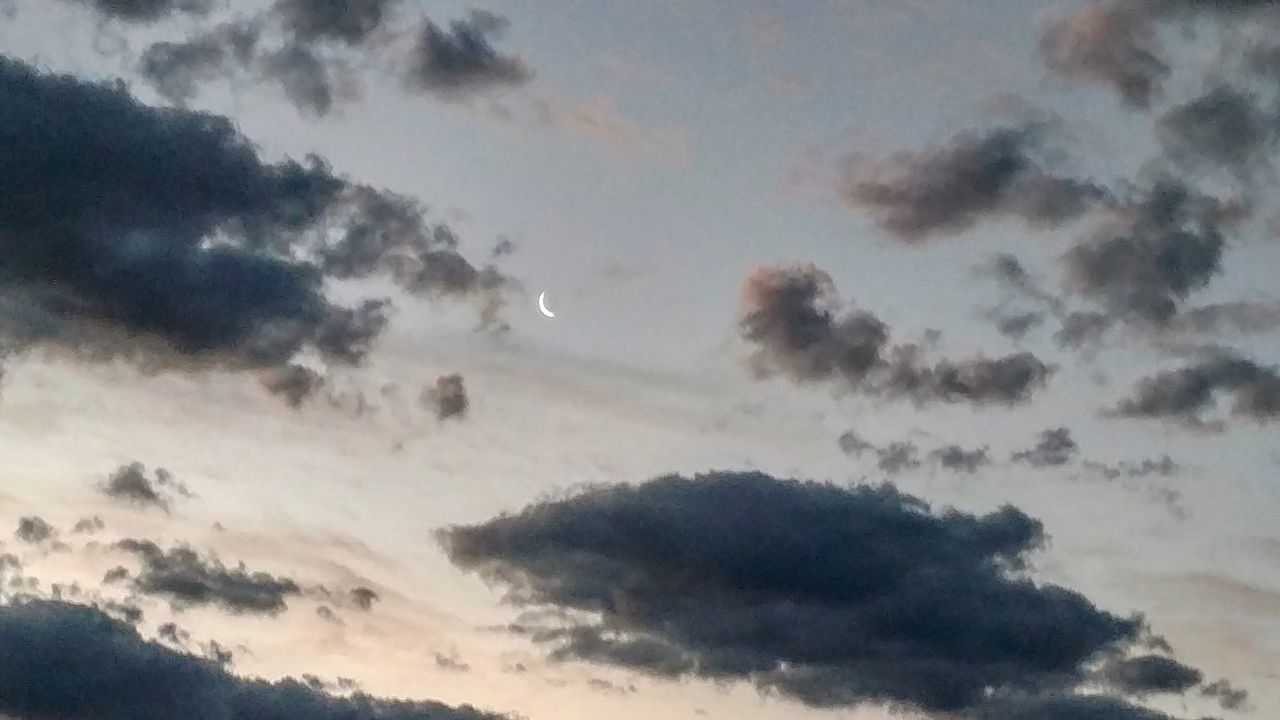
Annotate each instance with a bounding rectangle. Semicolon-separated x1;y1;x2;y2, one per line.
537;291;556;319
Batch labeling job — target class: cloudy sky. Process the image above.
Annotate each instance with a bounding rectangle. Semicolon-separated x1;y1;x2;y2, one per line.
0;1;1278;719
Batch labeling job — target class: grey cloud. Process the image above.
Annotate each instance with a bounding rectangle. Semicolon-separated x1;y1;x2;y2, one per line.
875;441;920;474
440;471;1195;717
1011;427;1079;467
931;444;992;473
1201;678;1250;711
1039;0;1280;109
842;125;1107;242
1110;352;1280;429
259;42;348;116
1098;655;1203;695
406;11;532;99
0;56;502;390
837;430;876;456
741;265;1053;406
62;0;213;21
72;516;106;534
274;0;399;45
1157;86;1279;176
260;364;326;408
15;517;55;545
117;539;301;615
434;651;471;673
993;311;1045;340
1085;455;1182;480
349;586;379;611
0;598;512;720
138;21;261;104
1061;177;1240;326
101;461;188;511
423;373;469;420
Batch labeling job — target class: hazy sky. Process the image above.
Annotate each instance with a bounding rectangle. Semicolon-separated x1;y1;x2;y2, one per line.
0;2;1278;720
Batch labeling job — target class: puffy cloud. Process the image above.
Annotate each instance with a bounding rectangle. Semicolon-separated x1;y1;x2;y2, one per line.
931;444;992;473
1110;352;1280;429
14;517;56;545
260;364;326;408
440;471;1198;717
116;539;301;615
1156;86;1279;176
1061;177;1241;326
101;462;189;511
422;373;469;420
1011;427;1079;468
406;11;533;100
0;56;502;390
740;265;1053;406
349;586;379;611
874;441;919;474
1201;678;1251;711
0;598;511;720
841;125;1107;241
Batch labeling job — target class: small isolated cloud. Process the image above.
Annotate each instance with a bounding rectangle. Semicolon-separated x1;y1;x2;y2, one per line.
441;471;1205;719
260;365;326;408
406;11;532;100
1201;678;1251;711
101;462;189;512
930;444;991;474
422;373;469;420
14;517;56;545
116;539;301;615
349;586;379;611
740;264;1054;407
1011;427;1079;467
1110;352;1280;430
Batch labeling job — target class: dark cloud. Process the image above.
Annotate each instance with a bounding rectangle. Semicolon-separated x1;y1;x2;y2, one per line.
434;651;471;673
1098;655;1203;695
1011;427;1079;467
1156;86;1279;176
1110;352;1280;429
260;364;326;408
1061;177;1241;326
63;0;213;22
841;125;1107;241
14;517;55;545
117;539;301;614
349;586;379;611
441;471;1198;717
1039;0;1280;109
1201;678;1250;711
101;461;189;511
837;429;876;456
72;516;106;534
0;598;511;720
406;11;532;99
931;444;992;474
875;441;920;474
993;311;1045;340
138;21;261;104
259;41;349;116
0;56;502;389
741;265;1053;406
422;373;469;420
274;0;399;45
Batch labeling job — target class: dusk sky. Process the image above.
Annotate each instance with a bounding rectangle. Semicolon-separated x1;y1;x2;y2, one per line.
0;2;1278;719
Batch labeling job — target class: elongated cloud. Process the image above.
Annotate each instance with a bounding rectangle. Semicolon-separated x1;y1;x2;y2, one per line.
116;539;301;615
1011;427;1079;468
0;598;511;720
0;56;503;393
62;0;212;21
841;125;1107;241
741;265;1053;406
1111;352;1280;429
441;471;1207;719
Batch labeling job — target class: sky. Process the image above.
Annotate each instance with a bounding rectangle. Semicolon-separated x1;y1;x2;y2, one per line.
0;1;1278;720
